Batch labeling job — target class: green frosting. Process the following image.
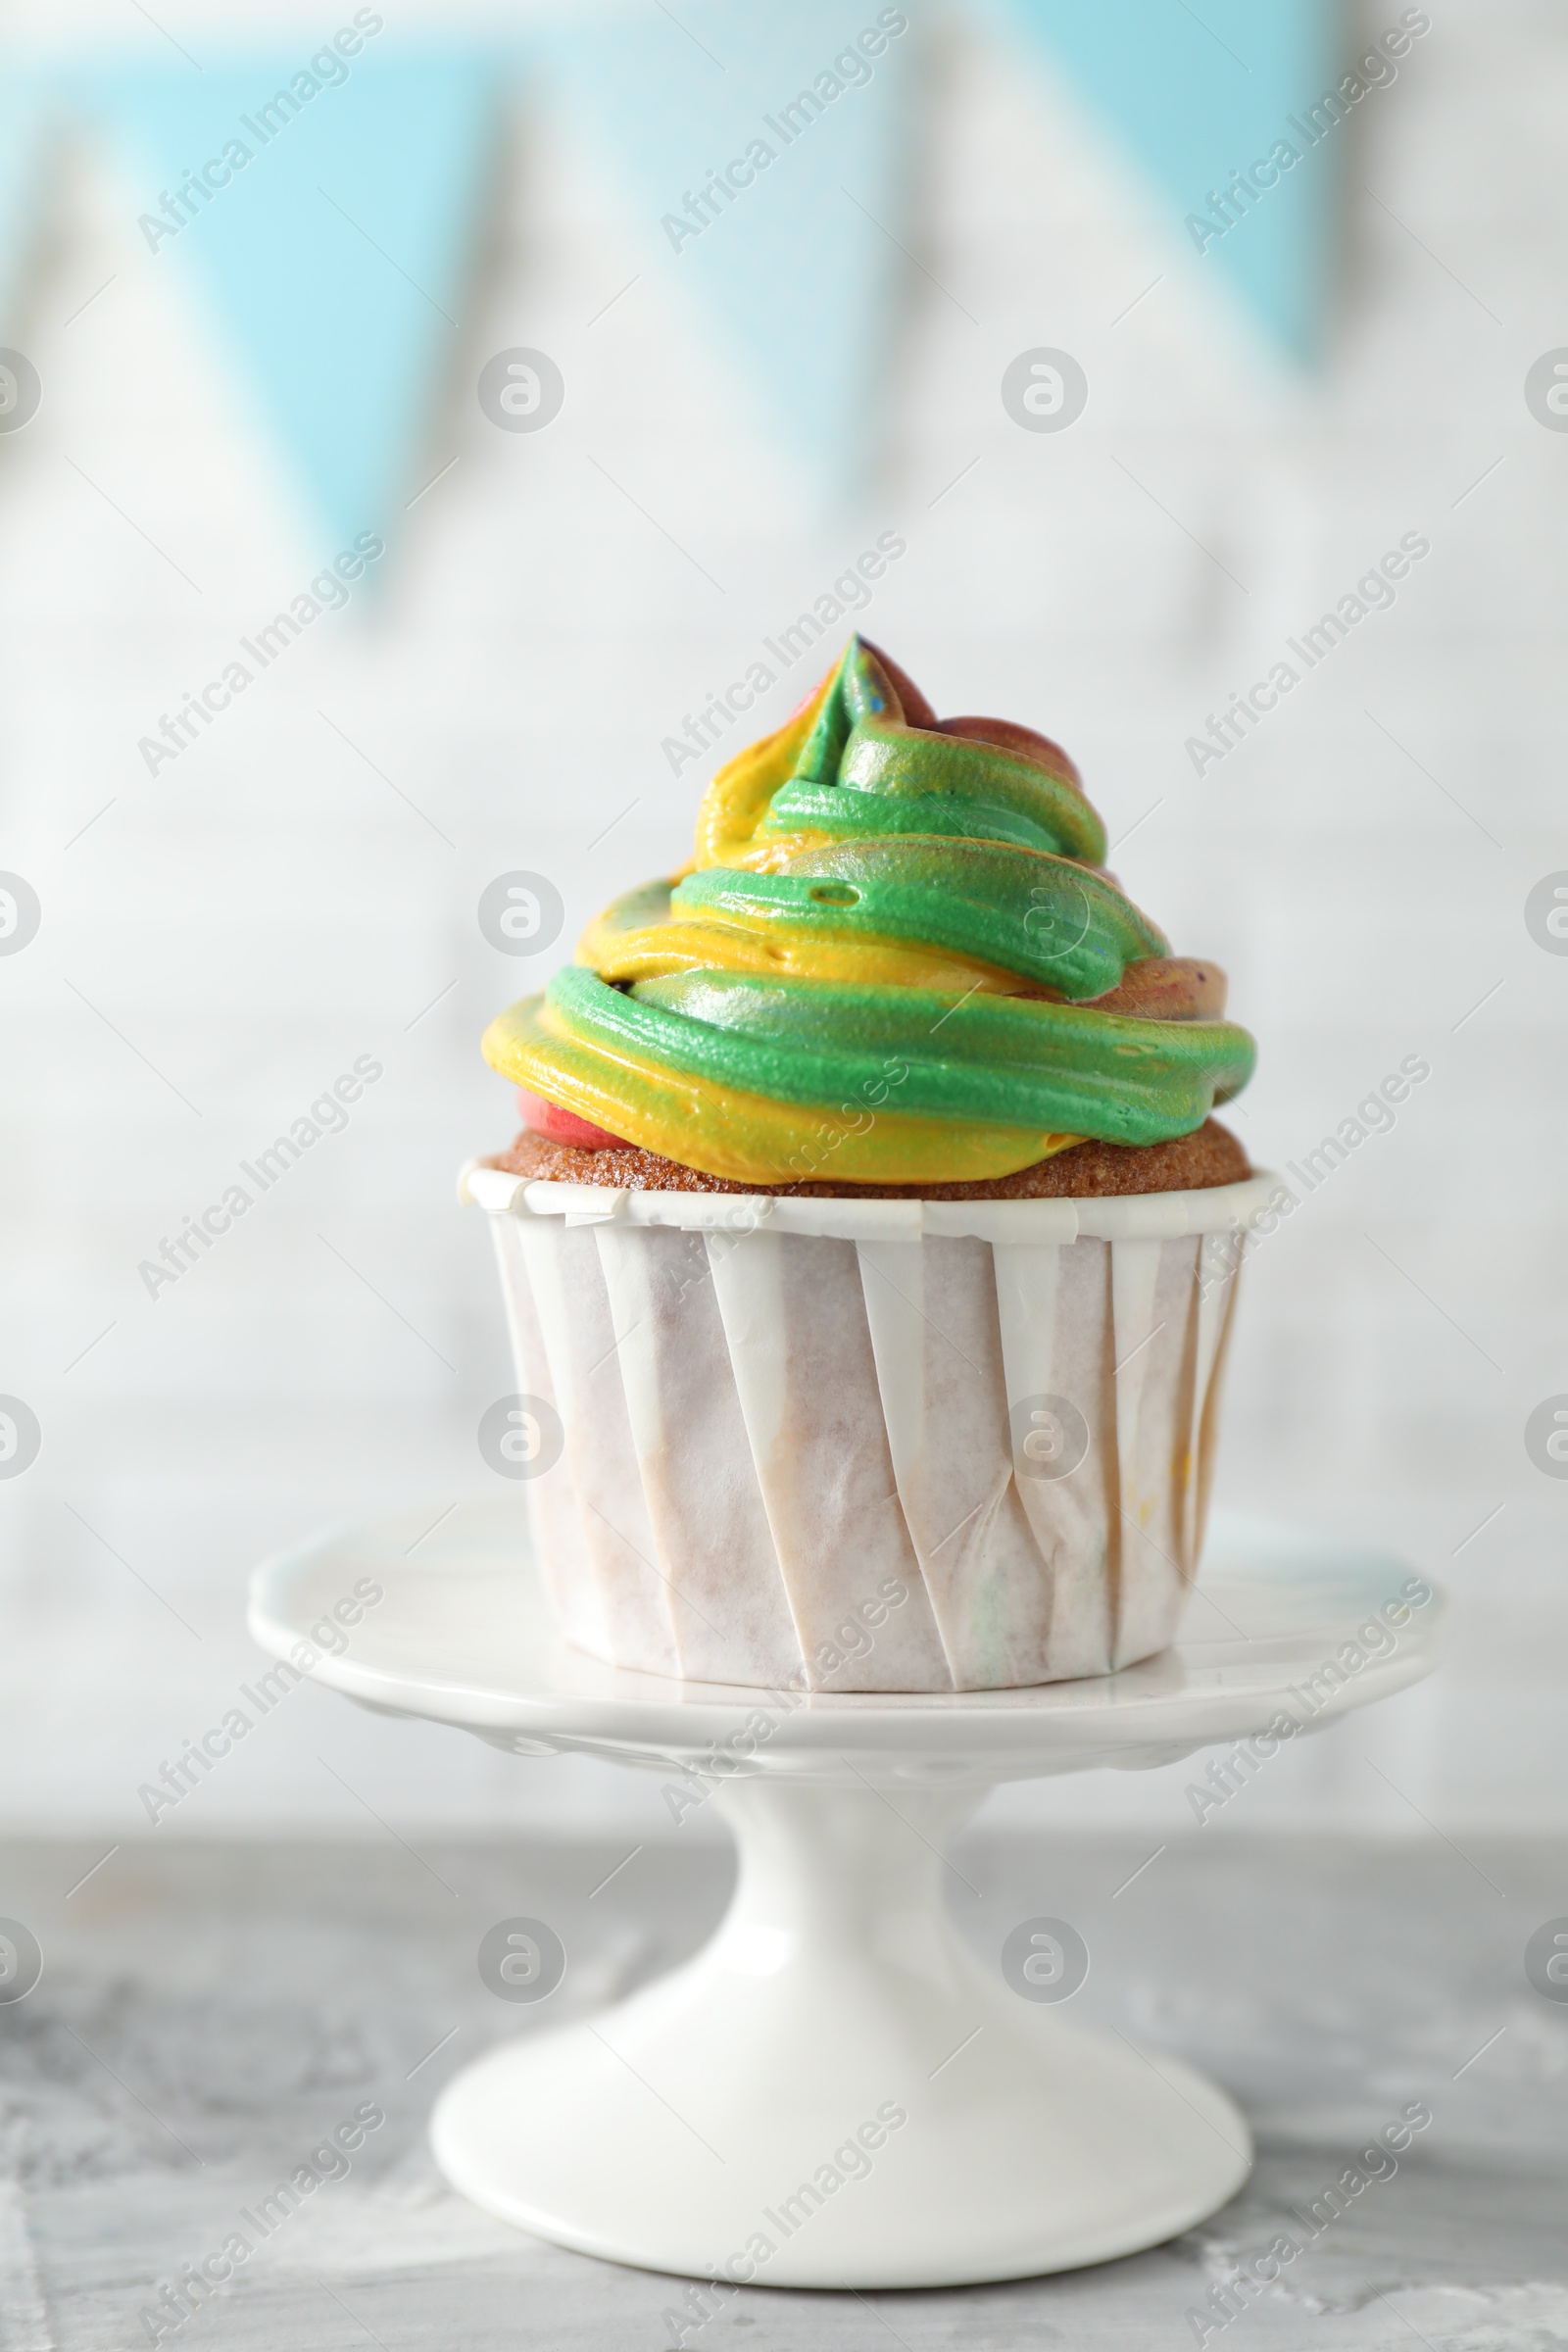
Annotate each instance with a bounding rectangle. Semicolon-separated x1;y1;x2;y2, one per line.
508;635;1256;1175
673;841;1166;1000
552;964;1251;1146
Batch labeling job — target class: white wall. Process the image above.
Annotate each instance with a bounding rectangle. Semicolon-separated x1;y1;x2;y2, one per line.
2;0;1565;1847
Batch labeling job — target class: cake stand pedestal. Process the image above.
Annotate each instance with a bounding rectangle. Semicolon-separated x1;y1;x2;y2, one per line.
248;1503;1441;2291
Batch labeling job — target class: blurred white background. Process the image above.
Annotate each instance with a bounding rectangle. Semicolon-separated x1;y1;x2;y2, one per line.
1;0;1564;1854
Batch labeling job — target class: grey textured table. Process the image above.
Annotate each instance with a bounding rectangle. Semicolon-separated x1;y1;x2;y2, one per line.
1;1832;1564;2350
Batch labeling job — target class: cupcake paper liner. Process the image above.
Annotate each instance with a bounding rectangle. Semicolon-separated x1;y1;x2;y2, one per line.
465;1166;1276;1693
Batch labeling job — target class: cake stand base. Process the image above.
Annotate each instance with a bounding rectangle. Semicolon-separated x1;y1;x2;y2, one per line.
431;1775;1249;2289
249;1502;1442;2291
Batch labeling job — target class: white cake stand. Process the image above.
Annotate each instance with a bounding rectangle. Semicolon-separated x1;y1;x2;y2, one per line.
248;1501;1441;2291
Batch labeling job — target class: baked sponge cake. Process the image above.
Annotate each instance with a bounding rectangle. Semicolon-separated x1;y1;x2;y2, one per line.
470;640;1265;1692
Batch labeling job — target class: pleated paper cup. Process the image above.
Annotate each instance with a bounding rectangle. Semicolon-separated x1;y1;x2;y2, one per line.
462;1163;1277;1693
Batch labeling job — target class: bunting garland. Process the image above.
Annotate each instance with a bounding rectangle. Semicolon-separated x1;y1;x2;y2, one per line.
1004;0;1345;362
0;3;1342;550
69;31;502;550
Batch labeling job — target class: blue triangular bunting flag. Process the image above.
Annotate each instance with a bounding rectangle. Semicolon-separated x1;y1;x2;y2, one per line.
1003;0;1341;357
74;45;503;549
0;8;1350;550
550;2;916;472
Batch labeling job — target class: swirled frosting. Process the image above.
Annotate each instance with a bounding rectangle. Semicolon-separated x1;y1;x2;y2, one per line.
483;638;1254;1186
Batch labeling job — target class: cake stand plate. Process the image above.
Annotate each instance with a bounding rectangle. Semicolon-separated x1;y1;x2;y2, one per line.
249;1503;1441;2291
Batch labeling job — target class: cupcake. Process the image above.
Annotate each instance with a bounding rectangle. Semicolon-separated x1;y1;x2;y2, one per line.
466;638;1265;1692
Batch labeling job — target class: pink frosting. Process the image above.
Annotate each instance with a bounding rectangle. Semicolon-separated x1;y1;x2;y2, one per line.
516;1088;623;1152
